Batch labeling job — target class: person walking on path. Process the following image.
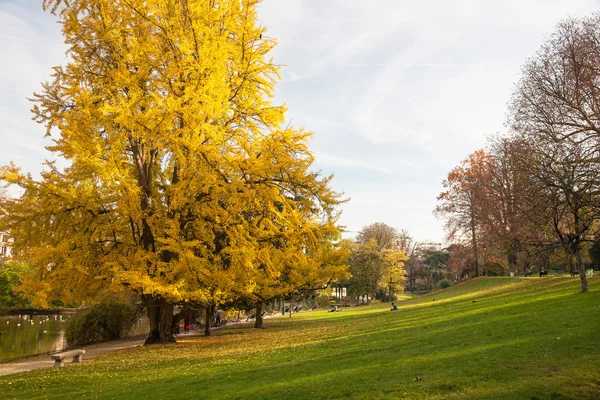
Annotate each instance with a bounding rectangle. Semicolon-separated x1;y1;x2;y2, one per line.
184;316;190;334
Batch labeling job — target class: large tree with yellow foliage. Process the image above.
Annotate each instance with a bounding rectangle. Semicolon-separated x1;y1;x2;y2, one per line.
1;0;345;343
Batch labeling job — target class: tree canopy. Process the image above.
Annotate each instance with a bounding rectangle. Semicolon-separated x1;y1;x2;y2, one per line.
0;0;346;342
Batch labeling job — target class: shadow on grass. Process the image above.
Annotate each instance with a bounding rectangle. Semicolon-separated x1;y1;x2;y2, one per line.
2;277;598;400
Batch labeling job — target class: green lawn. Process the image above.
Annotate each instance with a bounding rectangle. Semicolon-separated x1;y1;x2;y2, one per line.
2;277;600;399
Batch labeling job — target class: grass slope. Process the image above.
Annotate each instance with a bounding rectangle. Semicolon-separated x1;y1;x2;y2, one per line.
2;277;600;399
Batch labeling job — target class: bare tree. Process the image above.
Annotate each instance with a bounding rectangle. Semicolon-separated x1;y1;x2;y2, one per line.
517;135;598;292
396;230;420;292
510;14;600;149
356;223;399;252
508;14;600;292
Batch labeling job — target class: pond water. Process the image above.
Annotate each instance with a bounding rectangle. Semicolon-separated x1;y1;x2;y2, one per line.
0;314;150;362
0;314;69;362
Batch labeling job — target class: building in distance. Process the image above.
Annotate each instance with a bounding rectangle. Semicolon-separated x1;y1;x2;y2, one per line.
0;199;14;263
417;241;442;253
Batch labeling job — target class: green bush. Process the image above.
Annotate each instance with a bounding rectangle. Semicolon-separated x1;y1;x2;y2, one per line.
317;295;331;308
65;297;140;347
0;260;34;307
439;278;453;289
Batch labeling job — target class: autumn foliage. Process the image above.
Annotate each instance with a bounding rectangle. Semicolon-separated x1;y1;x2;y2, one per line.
436;150;492;277
0;0;347;343
436;15;600;293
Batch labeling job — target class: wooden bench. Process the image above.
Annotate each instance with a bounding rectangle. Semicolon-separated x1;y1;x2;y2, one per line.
51;350;85;367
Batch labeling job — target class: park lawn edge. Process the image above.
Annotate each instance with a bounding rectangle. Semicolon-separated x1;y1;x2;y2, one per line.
1;276;599;400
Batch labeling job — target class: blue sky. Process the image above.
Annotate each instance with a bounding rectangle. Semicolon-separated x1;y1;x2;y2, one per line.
1;0;600;242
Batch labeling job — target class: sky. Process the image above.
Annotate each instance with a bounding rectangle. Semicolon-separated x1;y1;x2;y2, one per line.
1;0;600;243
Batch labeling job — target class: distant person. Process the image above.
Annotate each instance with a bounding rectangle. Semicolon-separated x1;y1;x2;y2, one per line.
184;316;190;334
329;305;338;312
390;303;398;311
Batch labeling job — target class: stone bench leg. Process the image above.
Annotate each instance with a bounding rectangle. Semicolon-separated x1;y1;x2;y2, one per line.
54;359;64;367
73;354;82;363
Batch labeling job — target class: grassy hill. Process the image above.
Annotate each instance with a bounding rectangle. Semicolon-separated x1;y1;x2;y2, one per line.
2;277;599;399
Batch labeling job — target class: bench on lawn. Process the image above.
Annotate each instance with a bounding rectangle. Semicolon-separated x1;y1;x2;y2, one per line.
51;350;85;367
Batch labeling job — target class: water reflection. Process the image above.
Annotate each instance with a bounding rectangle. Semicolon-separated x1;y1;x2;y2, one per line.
0;314;69;361
0;314;149;361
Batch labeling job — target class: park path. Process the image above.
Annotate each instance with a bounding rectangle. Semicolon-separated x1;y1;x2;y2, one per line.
0;315;281;377
0;335;148;377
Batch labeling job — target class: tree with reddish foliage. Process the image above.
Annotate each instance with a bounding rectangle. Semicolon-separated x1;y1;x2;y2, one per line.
509;14;600;292
446;244;474;281
481;137;536;275
436;150;492;277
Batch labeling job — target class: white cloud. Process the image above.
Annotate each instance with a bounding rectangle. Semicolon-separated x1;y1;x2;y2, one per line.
314;151;392;174
259;0;600;241
0;2;66;176
2;0;600;243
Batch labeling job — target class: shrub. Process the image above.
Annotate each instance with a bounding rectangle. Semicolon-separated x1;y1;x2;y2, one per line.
0;260;34;307
439;278;453;289
317;295;331;308
65;297;140;347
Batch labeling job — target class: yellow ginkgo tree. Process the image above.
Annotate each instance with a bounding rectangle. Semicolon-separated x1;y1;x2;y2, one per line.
1;0;345;344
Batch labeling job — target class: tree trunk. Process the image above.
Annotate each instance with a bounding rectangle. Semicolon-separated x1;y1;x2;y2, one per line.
144;296;175;345
470;219;479;277
567;256;575;274
204;305;214;336
254;302;263;328
574;247;589;293
508;251;517;276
